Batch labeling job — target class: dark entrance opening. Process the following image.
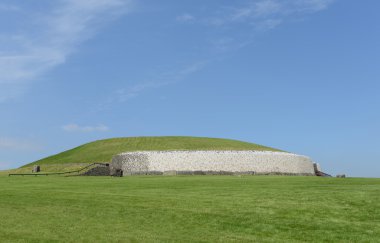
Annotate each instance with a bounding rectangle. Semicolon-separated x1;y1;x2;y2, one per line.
115;169;123;177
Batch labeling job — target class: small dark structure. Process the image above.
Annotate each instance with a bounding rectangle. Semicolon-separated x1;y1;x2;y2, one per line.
32;165;40;173
114;169;123;177
313;163;331;177
81;165;110;176
336;174;346;178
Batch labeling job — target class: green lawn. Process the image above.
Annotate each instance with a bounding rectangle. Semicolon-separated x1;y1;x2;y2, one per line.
25;136;281;166
0;176;379;242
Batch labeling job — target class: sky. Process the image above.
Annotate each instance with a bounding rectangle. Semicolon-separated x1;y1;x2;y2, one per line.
0;0;379;177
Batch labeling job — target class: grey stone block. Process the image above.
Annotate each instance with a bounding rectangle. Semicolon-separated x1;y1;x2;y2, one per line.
32;165;40;173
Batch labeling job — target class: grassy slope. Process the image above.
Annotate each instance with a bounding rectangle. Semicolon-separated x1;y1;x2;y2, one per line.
25;136;281;167
0;176;379;242
3;164;90;175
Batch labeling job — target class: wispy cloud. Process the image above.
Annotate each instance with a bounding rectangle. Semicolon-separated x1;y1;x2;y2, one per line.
0;0;133;102
294;0;335;12
253;18;283;30
104;0;334;105
0;137;42;151
185;0;334;30
0;3;20;12
175;0;335;54
176;13;195;23
231;0;282;20
115;81;172;102
62;124;110;132
113;61;208;102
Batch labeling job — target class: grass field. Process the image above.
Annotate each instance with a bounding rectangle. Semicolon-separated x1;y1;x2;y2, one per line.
25;136;281;167
0;175;379;242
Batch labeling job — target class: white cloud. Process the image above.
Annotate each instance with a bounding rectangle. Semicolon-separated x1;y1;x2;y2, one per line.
211;37;252;52
115;82;171;102
176;13;195;23
62;124;110;132
0;4;19;12
293;0;335;12
254;0;282;17
105;0;334;105
253;18;283;30
0;137;42;151
114;61;208;102
232;0;282;20
0;0;133;102
177;0;334;52
237;0;335;19
196;0;334;30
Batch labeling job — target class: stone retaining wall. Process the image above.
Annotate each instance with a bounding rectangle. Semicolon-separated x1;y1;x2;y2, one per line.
81;166;110;176
110;151;316;176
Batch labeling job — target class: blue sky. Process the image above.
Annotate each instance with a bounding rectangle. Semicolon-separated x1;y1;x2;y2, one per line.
0;0;379;177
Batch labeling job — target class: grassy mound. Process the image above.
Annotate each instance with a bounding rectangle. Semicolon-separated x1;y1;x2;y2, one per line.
24;136;281;167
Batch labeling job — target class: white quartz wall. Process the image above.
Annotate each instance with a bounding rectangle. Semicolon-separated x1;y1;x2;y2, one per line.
111;151;316;175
